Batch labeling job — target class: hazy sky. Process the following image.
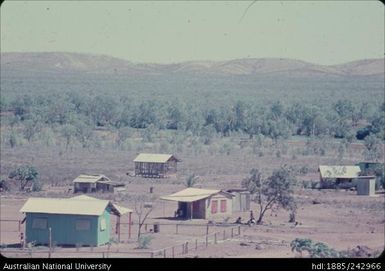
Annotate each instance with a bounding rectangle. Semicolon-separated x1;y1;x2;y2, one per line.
1;1;384;65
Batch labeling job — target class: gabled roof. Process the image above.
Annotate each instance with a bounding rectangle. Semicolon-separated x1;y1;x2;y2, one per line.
73;174;111;183
72;195;132;215
133;153;180;163
20;196;132;216
319;165;361;179
160;187;231;202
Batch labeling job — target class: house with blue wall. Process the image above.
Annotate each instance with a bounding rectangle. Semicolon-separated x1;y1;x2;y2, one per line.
19;195;132;247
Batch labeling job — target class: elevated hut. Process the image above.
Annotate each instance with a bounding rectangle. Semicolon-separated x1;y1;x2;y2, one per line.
133;153;181;178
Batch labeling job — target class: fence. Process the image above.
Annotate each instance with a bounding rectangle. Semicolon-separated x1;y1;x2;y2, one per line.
150;225;241;258
1;225;242;258
116;221;236;241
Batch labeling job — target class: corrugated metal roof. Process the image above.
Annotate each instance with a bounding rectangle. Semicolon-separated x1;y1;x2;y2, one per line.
71;195;132;214
111;204;131;215
20;197;109;216
73;174;111;183
133;153;179;163
20;196;132;216
160;188;221;202
319;165;361;179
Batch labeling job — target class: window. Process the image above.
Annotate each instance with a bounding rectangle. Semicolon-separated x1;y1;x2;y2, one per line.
100;218;106;231
211;200;218;214
220;200;227;213
75;219;91;231
32;218;47;229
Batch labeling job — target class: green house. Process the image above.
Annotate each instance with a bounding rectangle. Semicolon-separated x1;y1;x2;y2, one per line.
20;195;132;247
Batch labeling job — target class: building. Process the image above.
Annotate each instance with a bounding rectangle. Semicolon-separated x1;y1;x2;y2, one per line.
19;195;132;246
356;176;376;196
226;189;251;212
160;188;233;220
73;174;125;193
133;153;181;178
318;165;361;188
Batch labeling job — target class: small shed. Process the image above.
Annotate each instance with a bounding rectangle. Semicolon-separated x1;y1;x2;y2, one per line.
226;189;250;212
73;174;125;193
356;176;376;196
318;165;361;188
19;195;132;246
133;153;181;178
160;188;233;220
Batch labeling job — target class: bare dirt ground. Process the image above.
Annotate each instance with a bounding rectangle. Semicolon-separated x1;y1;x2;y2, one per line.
1;187;384;258
0;141;384;258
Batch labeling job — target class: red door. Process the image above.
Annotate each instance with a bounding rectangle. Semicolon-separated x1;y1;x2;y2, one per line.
211;200;218;214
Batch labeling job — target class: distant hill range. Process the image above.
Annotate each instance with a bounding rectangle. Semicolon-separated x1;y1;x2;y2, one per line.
1;52;384;77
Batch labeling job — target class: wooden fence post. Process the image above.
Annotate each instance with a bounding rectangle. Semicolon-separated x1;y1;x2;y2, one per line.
214;233;217;244
185;242;188;254
238;225;241;236
223;230;226;240
48;227;52;258
182;243;185;254
195;239;198;250
231;228;234;238
176;224;179;234
205;235;208;247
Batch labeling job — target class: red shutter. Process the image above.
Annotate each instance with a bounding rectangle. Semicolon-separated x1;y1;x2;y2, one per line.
220;200;227;213
211;200;218;214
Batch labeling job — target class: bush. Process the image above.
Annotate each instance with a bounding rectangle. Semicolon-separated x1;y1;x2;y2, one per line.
301;180;311;189
290;238;340;258
299;166;309;175
137;235;153;249
32;181;43;192
310;181;320;189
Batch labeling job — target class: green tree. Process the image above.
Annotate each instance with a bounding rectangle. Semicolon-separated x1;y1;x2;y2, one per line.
363;134;384;162
290;238;340;258
8;165;39;191
334;100;354;120
9;130;18;148
290;238;313;257
61;124;77;150
200;124;216;145
166;101;186;130
185;174;199;187
23;119;42;142
90;95;119;127
242;167;297;224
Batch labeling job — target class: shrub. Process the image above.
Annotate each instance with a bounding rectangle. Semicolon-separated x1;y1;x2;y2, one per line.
32;180;43;192
310;181;320;189
137;235;153;249
290;238;339;258
299;166;309;175
301;181;311;189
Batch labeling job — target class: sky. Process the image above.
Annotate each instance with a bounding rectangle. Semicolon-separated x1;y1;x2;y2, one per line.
1;1;384;65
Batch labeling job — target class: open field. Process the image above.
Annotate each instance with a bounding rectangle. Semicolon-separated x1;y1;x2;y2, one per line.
0;138;384;258
1;189;384;258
